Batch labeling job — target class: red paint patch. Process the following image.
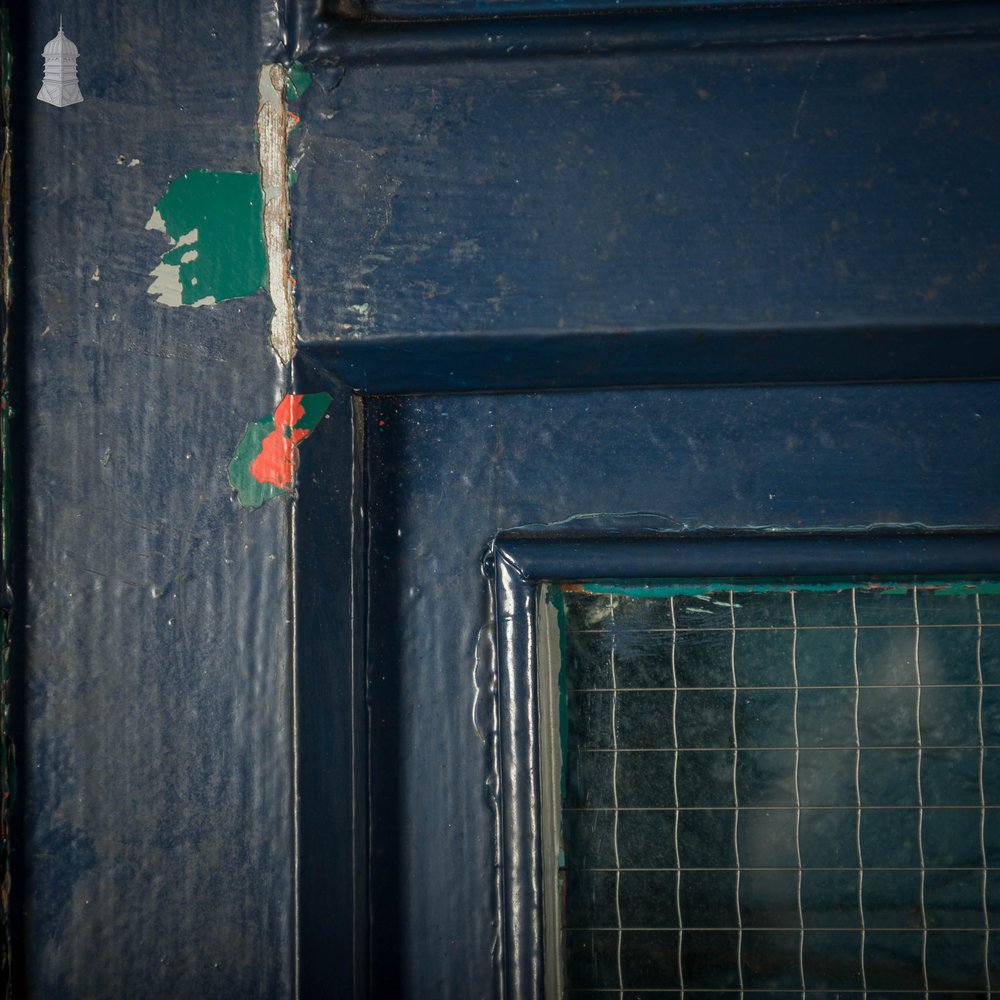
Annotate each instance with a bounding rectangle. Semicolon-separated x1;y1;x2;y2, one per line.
250;394;312;489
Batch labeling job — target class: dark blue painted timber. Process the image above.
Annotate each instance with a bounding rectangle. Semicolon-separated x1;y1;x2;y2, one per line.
350;382;1000;998
9;0;1000;997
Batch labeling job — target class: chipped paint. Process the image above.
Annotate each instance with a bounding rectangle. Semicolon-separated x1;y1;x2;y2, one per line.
285;62;312;101
228;393;332;509
146;170;266;307
144;64;309;354
256;64;296;365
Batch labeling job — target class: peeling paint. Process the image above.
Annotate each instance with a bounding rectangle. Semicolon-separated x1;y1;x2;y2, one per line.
146;170;266;307
285;62;312;101
143;61;310;337
256;64;296;365
228;393;332;509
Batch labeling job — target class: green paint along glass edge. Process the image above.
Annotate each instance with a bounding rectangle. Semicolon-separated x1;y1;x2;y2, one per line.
543;586;569;881
570;577;1000;599
544;586;569;803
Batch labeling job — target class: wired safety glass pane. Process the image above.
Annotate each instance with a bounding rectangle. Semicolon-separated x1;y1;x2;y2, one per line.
542;581;1000;997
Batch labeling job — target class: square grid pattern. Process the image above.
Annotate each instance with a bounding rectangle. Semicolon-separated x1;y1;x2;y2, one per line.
556;583;1000;997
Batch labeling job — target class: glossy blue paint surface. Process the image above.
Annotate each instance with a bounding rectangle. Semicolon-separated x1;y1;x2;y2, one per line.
321;0;949;24
294;4;1000;362
352;383;1000;997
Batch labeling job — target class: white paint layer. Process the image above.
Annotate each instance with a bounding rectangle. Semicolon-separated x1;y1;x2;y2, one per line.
147;262;184;307
256;64;296;365
146;229;202;307
145;207;166;233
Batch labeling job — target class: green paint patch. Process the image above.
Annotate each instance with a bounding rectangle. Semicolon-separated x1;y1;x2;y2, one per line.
570;578;1000;599
228;392;332;509
147;170;266;307
545;586;569;802
285;62;312;101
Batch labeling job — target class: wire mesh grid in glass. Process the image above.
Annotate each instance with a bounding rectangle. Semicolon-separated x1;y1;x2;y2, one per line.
539;581;1000;997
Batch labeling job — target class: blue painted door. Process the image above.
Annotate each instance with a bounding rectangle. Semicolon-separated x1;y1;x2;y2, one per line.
290;5;1000;997
11;1;1000;997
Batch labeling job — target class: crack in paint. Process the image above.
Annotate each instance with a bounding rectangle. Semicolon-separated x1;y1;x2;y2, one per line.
257;64;296;365
144;63;310;365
